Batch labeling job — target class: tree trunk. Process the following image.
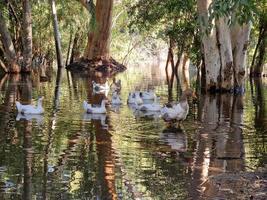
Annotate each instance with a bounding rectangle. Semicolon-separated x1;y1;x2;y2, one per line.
253;19;267;76
0;11;20;73
83;0;113;60
22;0;32;72
65;31;72;66
177;52;190;91
50;0;63;68
70;31;80;64
216;17;234;91
197;0;221;92
231;23;251;88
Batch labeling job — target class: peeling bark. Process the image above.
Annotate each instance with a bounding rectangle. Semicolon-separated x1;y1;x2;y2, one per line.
197;0;221;92
216;18;234;91
231;23;251;87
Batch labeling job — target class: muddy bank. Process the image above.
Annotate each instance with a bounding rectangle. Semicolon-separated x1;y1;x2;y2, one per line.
66;57;126;77
203;171;267;199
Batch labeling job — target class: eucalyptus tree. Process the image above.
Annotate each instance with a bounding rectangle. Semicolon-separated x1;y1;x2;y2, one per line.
78;0;114;60
198;0;256;92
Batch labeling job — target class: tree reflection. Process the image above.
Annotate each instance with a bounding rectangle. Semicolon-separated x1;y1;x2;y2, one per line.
85;76;117;199
190;94;245;199
17;74;33;200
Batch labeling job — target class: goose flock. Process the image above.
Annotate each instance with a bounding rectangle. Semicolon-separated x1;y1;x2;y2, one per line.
15;79;196;127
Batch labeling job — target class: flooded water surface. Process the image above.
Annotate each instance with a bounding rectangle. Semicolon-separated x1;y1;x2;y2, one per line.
0;65;266;199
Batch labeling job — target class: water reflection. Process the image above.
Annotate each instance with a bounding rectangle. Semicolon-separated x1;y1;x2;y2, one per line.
160;127;187;153
0;66;266;199
189;94;246;199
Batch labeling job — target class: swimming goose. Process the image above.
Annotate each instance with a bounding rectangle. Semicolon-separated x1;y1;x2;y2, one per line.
161;89;196;122
111;92;122;105
141;90;157;100
127;92;143;105
16;97;44;114
135;96;161;112
83;99;107;114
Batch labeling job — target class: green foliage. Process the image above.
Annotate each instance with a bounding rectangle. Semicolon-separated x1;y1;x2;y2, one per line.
209;0;258;25
126;0;200;65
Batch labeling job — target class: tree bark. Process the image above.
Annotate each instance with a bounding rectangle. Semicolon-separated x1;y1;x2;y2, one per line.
197;0;221;92
0;10;20;73
22;0;32;72
50;0;63;68
253;19;267;76
231;23;251;88
177;52;190;91
216;17;234;91
70;31;80;64
65;31;72;66
83;0;113;60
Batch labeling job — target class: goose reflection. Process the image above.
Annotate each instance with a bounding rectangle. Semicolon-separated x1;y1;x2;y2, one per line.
111;104;121;113
83;113;108;128
16;113;44;125
133;109;161;120
160;127;187;153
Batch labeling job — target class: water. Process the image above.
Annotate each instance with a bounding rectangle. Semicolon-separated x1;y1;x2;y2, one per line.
0;66;266;199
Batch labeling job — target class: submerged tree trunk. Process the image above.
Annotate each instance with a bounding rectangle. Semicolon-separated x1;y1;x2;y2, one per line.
50;0;63;68
197;0;221;92
231;23;251;88
21;0;32;72
83;0;113;60
0;11;20;73
216;17;234;91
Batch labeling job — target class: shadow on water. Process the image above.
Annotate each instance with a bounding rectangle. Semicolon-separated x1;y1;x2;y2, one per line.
0;66;266;199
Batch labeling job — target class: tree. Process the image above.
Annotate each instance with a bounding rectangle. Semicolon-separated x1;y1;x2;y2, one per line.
197;0;254;92
0;10;20;73
250;0;267;77
127;0;198;91
50;0;63;68
79;0;113;60
22;0;33;72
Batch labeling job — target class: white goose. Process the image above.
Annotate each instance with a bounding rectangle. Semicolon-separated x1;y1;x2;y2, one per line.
16;97;44;114
111;92;122;105
161;89;195;122
127;92;143;105
135;96;161;112
92;81;110;91
141;90;157;100
83;99;107;114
